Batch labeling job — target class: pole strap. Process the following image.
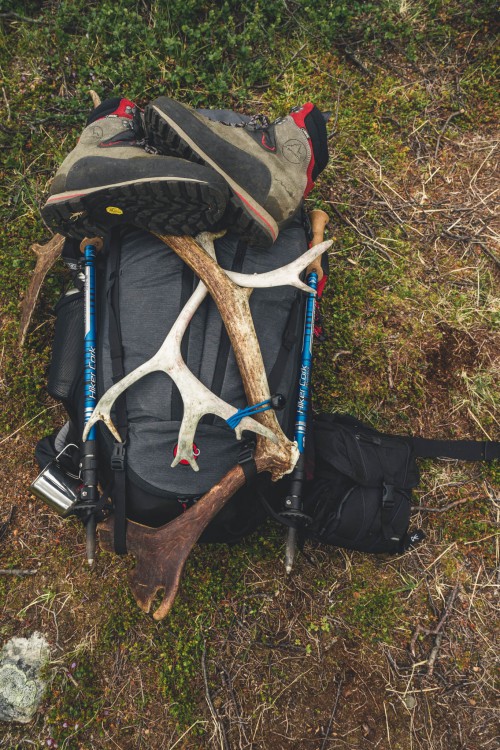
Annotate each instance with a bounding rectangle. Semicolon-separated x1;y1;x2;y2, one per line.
226;398;273;430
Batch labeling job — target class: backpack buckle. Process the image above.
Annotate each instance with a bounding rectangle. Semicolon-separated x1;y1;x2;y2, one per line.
238;440;255;465
382;483;395;510
238;441;257;483
111;443;126;472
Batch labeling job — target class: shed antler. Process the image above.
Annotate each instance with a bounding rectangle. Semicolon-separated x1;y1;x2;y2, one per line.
85;232;329;468
98;230;332;619
18;234;65;348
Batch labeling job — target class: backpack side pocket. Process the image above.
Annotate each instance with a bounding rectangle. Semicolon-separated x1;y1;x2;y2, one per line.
47;289;84;408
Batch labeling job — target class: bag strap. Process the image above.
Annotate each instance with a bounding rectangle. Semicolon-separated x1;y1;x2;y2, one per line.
171;261;195;421
409;437;500;462
268;295;302;393
106;228;128;555
208;240;247;406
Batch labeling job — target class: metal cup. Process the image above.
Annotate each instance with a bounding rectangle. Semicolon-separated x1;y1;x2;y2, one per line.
30;445;82;517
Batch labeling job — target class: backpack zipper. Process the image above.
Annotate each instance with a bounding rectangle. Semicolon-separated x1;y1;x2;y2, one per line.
353;433;377;480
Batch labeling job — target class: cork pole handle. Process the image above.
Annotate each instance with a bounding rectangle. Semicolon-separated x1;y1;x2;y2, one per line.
306;209;329;280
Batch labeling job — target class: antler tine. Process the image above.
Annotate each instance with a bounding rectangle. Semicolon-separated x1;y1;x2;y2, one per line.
83;272;278;466
196;231;332;294
82;279;208;443
228;239;332;293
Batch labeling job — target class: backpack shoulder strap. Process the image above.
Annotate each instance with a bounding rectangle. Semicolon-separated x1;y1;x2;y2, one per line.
106;228;128;554
409;437;500;462
208;240;247;403
268;293;303;394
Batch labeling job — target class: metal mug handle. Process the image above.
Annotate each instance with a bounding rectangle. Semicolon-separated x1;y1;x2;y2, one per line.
30;444;83;517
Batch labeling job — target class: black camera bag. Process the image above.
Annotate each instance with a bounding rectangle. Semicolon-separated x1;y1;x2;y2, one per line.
304;413;500;554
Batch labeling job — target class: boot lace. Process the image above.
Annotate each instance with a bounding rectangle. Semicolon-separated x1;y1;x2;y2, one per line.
220;113;271;130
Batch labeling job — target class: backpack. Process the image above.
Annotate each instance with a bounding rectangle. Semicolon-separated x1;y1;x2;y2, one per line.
35;210;324;548
302;413;500;554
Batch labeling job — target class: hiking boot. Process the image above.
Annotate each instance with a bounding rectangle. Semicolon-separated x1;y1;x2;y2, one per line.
144;98;330;249
42;97;230;239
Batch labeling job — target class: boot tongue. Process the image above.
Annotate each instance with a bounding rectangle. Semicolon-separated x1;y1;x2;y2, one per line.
86;97;136;125
303;105;330;179
289;103;329;178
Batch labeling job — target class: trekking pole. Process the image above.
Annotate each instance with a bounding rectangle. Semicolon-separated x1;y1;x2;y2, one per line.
283;209;329;573
80;238;102;565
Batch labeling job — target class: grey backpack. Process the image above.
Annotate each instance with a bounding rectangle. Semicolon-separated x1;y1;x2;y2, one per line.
37;212;312;548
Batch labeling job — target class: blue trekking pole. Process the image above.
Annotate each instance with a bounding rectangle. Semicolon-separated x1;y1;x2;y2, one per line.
283;210;329;573
79;239;101;565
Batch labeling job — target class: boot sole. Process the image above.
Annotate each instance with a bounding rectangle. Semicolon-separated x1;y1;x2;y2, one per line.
145;104;279;249
42;176;229;240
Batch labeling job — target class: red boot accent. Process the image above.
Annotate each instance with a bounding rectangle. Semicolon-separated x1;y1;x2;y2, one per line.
289;102;316;195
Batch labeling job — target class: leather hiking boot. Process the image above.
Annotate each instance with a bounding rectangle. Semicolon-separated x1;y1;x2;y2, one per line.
42;98;230;239
144;98;330;249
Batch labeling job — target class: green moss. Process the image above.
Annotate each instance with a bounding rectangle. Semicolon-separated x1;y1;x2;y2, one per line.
336;573;407;644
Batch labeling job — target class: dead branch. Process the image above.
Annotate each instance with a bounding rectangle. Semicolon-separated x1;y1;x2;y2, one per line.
415;497;471;513
0;11;43;23
320;673;345;750
202;645;230;750
0;505;15;542
410;583;460;676
434;110;465;158
0;569;38;576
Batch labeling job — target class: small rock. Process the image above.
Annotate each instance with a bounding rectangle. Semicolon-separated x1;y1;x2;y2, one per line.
404;694;417;710
0;632;50;723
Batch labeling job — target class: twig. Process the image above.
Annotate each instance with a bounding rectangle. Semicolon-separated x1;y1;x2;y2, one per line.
416;497;470;513
434;110;464;158
0;405;60;445
469;141;498;186
422;542;456;573
329;82;345;137
341;47;374;78
383;702;392;749
201;645;230;750
320;673;344;750
474;241;500;269
0;569;38;576
2;87;11;122
275;43;307;82
0;506;15;542
326;202;398;262
410;583;460;676
0;11;43;23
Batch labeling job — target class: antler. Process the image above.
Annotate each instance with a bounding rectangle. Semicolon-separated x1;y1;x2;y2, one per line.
98;230;332;619
18;234;65;348
83;271;277;469
86;232;331;469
